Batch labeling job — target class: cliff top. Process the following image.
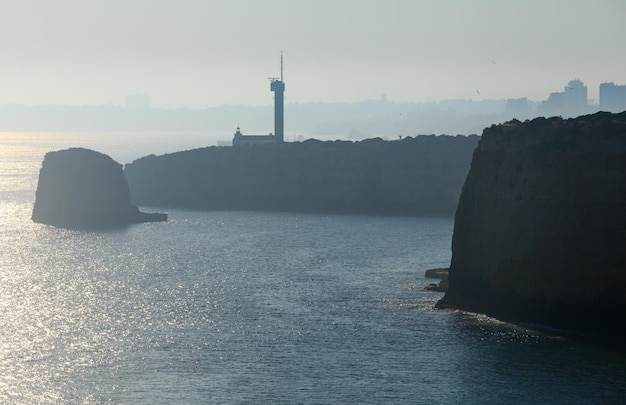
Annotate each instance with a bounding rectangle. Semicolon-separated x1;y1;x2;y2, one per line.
485;111;626;137
42;147;122;169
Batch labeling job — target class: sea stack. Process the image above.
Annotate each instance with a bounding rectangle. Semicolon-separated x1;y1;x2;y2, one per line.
437;112;626;342
32;148;166;229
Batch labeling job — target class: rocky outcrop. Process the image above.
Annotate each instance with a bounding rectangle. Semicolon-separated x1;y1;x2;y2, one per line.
437;112;626;341
425;268;449;292
124;135;479;216
32;148;167;229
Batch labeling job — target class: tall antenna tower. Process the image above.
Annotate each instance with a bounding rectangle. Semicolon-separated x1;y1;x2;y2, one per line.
270;52;286;143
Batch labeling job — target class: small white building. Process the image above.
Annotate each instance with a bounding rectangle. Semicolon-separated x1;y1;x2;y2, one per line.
232;127;277;146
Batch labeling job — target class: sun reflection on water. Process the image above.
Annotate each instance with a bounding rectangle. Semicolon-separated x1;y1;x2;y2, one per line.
1;199;160;402
2;132;625;403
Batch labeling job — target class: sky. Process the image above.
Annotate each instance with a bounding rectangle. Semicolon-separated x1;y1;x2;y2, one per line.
1;0;625;108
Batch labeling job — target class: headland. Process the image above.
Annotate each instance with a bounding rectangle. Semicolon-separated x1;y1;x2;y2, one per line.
125;135;479;216
437;111;626;346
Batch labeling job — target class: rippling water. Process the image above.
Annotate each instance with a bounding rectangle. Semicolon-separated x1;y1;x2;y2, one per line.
1;133;625;403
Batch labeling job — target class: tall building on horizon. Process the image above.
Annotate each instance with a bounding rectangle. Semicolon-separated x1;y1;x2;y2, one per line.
564;79;587;116
537;79;593;118
599;82;626;113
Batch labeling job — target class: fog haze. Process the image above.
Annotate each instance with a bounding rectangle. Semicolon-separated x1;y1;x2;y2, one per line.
1;0;625;108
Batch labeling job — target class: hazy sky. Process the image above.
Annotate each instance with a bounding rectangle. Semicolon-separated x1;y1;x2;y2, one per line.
1;0;625;108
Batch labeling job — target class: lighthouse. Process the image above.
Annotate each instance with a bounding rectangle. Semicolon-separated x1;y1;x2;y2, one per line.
270;53;285;143
232;54;286;146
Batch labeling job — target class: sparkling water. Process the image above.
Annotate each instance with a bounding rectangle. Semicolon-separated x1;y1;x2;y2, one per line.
1;132;624;403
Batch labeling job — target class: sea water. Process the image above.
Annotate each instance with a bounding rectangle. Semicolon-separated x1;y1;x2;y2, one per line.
1;132;625;404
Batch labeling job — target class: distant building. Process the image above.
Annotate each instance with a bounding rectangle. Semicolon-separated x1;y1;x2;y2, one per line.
125;93;151;109
233;55;285;146
232;127;277;146
599;82;626;113
537;91;565;117
537;80;591;118
505;98;532;119
564;79;587;116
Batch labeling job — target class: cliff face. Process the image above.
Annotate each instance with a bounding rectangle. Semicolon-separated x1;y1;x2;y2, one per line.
32;148;166;229
438;112;626;338
125;135;479;216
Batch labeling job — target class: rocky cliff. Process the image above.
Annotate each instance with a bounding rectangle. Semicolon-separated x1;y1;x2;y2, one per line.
438;112;626;341
32;148;166;229
124;135;479;216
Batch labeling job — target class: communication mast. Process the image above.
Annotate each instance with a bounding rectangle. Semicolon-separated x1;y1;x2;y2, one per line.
270;53;285;143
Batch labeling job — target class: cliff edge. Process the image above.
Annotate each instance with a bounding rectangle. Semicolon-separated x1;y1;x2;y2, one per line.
32;148;167;229
437;112;626;342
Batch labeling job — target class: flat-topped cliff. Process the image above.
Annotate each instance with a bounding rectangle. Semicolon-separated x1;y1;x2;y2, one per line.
124;135;479;216
32;148;166;229
438;112;626;342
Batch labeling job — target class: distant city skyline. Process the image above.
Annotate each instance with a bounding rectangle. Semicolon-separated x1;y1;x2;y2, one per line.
6;76;625;111
1;1;625;108
27;78;626;111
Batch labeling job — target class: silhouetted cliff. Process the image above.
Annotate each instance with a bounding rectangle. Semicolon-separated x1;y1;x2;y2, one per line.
124;135;479;216
438;112;626;343
32;148;166;229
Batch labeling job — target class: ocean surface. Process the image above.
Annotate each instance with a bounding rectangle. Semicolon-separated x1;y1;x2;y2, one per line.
1;132;625;404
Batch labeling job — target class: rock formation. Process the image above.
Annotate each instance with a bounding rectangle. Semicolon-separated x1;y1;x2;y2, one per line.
32;148;166;229
124;135;479;216
437;112;626;342
425;268;449;292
